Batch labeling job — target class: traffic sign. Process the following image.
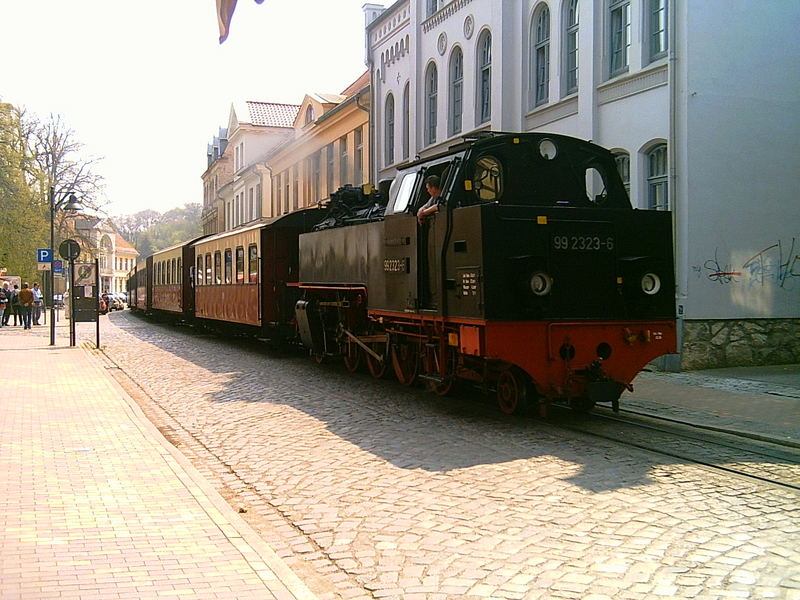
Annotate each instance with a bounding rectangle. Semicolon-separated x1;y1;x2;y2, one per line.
37;248;52;262
53;259;64;274
59;239;81;260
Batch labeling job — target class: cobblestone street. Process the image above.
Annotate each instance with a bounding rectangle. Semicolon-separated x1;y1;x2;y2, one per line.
88;312;800;600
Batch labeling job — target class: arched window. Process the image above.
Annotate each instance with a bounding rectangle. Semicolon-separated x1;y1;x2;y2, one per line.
647;144;668;210
477;32;492;124
385;93;395;166
402;83;410;160
564;0;579;95
449;47;464;136
425;63;438;146
305;105;314;125
532;6;550;106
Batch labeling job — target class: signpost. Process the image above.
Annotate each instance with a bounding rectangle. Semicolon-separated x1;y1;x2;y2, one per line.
59;239;82;347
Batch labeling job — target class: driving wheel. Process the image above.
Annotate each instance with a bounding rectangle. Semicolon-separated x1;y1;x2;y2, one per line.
391;339;419;386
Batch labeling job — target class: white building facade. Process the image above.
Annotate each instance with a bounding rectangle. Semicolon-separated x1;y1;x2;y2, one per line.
366;0;800;369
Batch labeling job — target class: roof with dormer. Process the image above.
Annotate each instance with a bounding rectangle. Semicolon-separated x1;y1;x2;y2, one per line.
234;101;300;128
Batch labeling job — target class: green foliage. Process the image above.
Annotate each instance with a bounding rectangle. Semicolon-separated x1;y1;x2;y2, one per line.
0;103;48;283
114;203;201;257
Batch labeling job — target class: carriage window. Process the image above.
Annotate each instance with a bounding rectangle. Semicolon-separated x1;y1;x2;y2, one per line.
205;254;212;285
391;172;419;213
473;156;503;202
177;258;182;282
235;247;244;283
197;256;204;285
248;244;258;283
214;251;221;285
224;249;232;284
585;166;609;205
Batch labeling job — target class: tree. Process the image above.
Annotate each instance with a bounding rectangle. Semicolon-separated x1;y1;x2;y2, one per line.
0;103;41;283
113;203;201;257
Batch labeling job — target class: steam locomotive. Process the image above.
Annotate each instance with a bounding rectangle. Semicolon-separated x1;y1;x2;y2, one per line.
129;132;676;415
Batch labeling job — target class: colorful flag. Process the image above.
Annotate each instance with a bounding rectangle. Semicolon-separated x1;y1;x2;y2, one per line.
217;0;264;44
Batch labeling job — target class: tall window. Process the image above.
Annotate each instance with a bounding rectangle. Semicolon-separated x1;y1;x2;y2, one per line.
312;150;321;202
224;249;232;284
248;244;258;283
402;84;410;159
305;105;314;124
478;32;492;123
614;152;630;194
564;0;579;95
449;48;463;136
354;127;363;184
648;0;668;61
609;0;630;76
213;251;221;285
327;143;335;195
533;7;550;106
385;94;395;166
425;63;438;146
235;247;244;283
339;135;348;185
647;145;668;210
197;256;204;285
426;0;439;17
205;254;212;284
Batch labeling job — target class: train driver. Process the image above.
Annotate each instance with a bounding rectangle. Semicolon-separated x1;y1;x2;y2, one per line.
417;175;442;224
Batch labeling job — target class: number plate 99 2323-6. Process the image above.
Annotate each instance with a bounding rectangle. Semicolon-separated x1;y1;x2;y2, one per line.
551;234;615;252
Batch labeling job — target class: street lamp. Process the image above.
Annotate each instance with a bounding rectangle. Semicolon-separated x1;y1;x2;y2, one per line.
49;187;83;346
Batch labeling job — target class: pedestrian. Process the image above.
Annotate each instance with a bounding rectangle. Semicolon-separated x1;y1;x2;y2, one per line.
0;285;7;327
0;283;9;326
18;283;34;330
31;282;43;325
9;284;20;326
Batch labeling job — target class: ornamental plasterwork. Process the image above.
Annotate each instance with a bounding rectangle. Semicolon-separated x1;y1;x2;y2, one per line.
371;7;410;46
463;14;474;39
422;0;473;33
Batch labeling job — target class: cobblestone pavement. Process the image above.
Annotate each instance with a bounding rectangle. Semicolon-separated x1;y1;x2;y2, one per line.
83;312;799;600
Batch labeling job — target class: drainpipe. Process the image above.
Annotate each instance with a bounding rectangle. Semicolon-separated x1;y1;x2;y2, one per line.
668;0;684;371
261;162;273;218
365;56;376;188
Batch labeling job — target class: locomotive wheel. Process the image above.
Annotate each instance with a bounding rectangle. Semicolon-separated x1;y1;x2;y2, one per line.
343;341;361;373
365;345;389;379
496;367;533;415
391;340;419;386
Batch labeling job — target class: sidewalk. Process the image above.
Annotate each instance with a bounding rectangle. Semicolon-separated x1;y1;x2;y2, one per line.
0;322;318;600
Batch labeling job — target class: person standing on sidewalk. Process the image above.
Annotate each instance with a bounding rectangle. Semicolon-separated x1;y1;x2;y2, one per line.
31;282;43;325
0;283;10;326
8;284;20;326
17;283;34;330
0;285;7;327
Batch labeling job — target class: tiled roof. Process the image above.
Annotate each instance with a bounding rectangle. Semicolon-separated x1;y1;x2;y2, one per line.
244;102;300;128
340;71;370;97
115;233;138;254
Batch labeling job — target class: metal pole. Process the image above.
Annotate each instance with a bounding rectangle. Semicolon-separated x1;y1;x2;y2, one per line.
49;186;56;346
95;258;100;349
69;257;76;347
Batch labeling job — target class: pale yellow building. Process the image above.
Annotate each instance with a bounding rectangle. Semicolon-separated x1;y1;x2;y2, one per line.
266;71;371;216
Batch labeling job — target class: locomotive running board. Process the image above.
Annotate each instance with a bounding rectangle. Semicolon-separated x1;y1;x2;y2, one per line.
342;329;388;363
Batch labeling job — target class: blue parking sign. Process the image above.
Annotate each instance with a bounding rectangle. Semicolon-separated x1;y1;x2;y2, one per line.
37;248;52;262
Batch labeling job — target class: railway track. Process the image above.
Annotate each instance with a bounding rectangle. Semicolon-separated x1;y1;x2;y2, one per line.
549;405;800;492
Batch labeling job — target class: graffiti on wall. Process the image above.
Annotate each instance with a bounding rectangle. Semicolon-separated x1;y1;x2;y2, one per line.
692;237;800;290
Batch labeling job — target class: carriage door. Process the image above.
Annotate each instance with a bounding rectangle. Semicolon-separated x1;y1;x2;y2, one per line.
383;171;423;313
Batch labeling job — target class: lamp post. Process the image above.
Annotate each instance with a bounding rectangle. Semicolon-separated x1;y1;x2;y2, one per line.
49;186;83;346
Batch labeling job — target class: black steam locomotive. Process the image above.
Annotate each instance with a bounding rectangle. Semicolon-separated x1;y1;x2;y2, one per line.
129;132;676;415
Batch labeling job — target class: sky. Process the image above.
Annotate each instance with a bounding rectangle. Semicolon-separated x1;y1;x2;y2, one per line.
0;0;375;217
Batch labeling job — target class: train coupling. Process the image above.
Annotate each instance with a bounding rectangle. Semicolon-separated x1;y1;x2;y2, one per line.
578;359;627;412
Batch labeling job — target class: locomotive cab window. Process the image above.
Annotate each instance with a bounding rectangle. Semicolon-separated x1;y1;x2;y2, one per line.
472;155;503;202
585;166;609;206
389;171;420;214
